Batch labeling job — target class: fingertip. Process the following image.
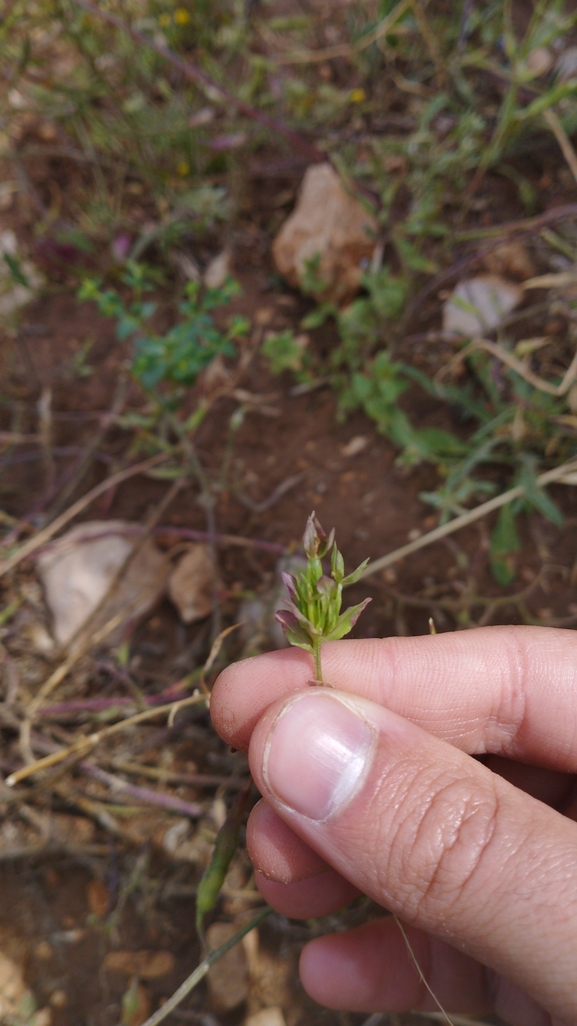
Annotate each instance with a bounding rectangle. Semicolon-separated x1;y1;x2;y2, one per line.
299;919;418;1012
247;800;330;883
254;869;360;919
210;648;313;750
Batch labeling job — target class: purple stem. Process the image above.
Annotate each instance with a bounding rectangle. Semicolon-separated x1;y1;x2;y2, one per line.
39;680;193;717
30;733;204;818
78;762;203;818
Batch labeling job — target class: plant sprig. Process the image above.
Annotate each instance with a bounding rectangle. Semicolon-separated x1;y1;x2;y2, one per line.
275;512;371;682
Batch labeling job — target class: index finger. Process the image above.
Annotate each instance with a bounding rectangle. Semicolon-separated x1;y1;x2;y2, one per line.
211;625;577;770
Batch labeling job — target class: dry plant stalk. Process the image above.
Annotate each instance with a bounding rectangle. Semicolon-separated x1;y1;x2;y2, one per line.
361;454;577;580
6;693;207;787
0;451;170;579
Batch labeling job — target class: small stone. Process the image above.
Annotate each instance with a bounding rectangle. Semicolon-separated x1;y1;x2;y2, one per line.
272;163;377;304
36;521;167;654
35;941;53;961
167;545;214;624
206;922;249;1011
244;1009;287;1026
32;1009;53;1026
104;951;176;979
204;249;232;289
483;242;536;281
49;991;67;1009
341;435;369;458
443;275;523;337
526;47;553;77
87;878;109;918
255;307;274;326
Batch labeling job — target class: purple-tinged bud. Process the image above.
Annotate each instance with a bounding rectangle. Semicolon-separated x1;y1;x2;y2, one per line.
280;571;298;603
275;608;313;650
303;511;321;559
275;608;299;631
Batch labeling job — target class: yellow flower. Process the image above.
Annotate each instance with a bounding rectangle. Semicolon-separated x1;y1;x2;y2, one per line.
158;12;171;26
350;88;366;103
177;160;190;176
174;7;190;24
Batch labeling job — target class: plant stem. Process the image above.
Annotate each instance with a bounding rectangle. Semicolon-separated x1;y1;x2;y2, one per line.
136;906;272;1026
313;640;323;683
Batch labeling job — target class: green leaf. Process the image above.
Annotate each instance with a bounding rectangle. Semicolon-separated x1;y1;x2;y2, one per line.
196;785;251;937
519;458;564;528
3;252;29;288
301;302;336;330
490;504;520;585
342;558;370;586
324;598;372;641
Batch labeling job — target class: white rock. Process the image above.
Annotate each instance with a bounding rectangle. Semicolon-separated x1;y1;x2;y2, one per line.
244;1009;287;1026
341;434;369;457
167;544;213;624
204;248;232;289
36;521;167;653
272;163;377;304
443;274;523;338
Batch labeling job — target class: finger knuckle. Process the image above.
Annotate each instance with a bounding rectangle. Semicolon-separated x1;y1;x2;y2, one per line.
380;769;500;922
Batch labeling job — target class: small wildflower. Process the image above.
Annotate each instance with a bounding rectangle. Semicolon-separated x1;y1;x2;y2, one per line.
176;159;190;176
174;7;190;24
276;512;371;683
350;88;366;104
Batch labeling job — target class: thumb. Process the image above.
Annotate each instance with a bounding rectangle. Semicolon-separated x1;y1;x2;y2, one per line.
248;687;577;1024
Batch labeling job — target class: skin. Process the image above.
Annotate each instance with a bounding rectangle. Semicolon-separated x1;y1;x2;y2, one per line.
211;626;577;1026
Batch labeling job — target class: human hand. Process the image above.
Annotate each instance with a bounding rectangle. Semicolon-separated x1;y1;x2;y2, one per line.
211;626;577;1026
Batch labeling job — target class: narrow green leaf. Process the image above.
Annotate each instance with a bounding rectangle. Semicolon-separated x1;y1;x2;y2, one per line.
196;784;252;938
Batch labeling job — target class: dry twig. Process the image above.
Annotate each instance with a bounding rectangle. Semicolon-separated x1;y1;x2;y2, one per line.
439;337;577;397
361;455;577;580
0;451;171;579
544;108;577;185
7;693;208;787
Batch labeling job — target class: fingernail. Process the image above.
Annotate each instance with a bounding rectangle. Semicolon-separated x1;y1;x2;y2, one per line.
262;691;375;821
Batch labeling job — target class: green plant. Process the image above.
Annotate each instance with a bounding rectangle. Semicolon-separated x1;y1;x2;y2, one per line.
275;512;371;682
79;263;249;403
262;329;314;383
